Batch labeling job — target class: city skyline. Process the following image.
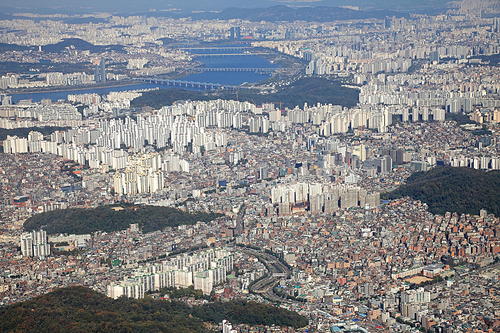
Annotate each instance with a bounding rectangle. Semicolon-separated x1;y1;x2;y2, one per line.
0;0;499;331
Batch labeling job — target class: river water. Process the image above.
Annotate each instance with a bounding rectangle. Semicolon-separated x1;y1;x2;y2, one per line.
9;46;280;103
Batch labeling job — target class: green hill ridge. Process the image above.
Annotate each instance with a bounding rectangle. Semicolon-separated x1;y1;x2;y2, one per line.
0;286;308;333
24;203;223;234
382;166;500;216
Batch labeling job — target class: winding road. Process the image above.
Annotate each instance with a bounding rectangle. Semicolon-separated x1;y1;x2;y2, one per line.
238;246;292;303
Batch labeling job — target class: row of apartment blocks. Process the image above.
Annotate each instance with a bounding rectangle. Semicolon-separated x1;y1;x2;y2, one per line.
359;85;500;112
270;182;380;216
0;104;81;121
275;191;381;216
107;248;234;299
449;155;500;170
0;100;408;166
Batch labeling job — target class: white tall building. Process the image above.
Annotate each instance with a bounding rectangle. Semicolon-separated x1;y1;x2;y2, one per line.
20;233;33;257
3;136;28;154
401;287;430;304
21;230;50;258
222;320;238;333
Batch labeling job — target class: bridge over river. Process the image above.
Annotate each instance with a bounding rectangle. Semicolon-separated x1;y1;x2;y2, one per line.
180;46;250;52
133;77;239;90
191;53;266;58
195;67;275;73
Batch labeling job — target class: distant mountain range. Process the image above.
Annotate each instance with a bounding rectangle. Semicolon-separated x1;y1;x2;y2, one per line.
187;5;408;22
0;0;451;17
0;2;449;23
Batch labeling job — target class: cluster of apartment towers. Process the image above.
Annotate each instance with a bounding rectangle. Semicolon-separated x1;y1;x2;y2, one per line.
107;248;233;299
270;182;380;216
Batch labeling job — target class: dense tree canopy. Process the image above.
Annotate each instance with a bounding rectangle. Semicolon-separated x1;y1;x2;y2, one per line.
0;286;205;333
192;299;308;329
24;203;223;234
0;287;308;332
0;127;70;141
381;167;500;216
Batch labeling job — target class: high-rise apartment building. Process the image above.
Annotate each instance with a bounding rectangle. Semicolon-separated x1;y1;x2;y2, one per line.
229;27;241;39
493;17;500;33
94;57;106;82
21;230;50;258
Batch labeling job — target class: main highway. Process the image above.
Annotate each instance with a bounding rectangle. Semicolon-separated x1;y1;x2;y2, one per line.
237;246;292;303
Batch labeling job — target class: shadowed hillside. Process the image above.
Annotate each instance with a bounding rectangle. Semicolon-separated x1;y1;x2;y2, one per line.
382;167;500;216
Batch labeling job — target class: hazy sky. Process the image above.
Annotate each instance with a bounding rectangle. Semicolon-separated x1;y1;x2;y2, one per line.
0;0;451;14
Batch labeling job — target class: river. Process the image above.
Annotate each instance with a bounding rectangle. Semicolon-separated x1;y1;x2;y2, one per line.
9;46;280;103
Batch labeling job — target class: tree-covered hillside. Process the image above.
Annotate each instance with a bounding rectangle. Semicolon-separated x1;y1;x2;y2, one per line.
193;299;308;329
381;167;500;216
0;286;308;333
0;286;207;333
0;127;69;141
130;88;210;109
24;203;223;234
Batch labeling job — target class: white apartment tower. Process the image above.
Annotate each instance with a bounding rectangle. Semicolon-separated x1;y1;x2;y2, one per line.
21;230;50;258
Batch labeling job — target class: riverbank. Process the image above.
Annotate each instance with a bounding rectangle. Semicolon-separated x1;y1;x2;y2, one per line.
6;46;282;103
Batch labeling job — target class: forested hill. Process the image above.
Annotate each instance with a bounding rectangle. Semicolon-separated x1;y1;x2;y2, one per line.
192;298;308;328
130;77;359;110
381;167;500;216
0;38;124;53
0;126;69;141
23;203;223;234
0;287;205;333
0;286;308;332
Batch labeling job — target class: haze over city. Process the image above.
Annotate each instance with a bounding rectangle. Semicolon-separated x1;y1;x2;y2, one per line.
0;0;451;14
